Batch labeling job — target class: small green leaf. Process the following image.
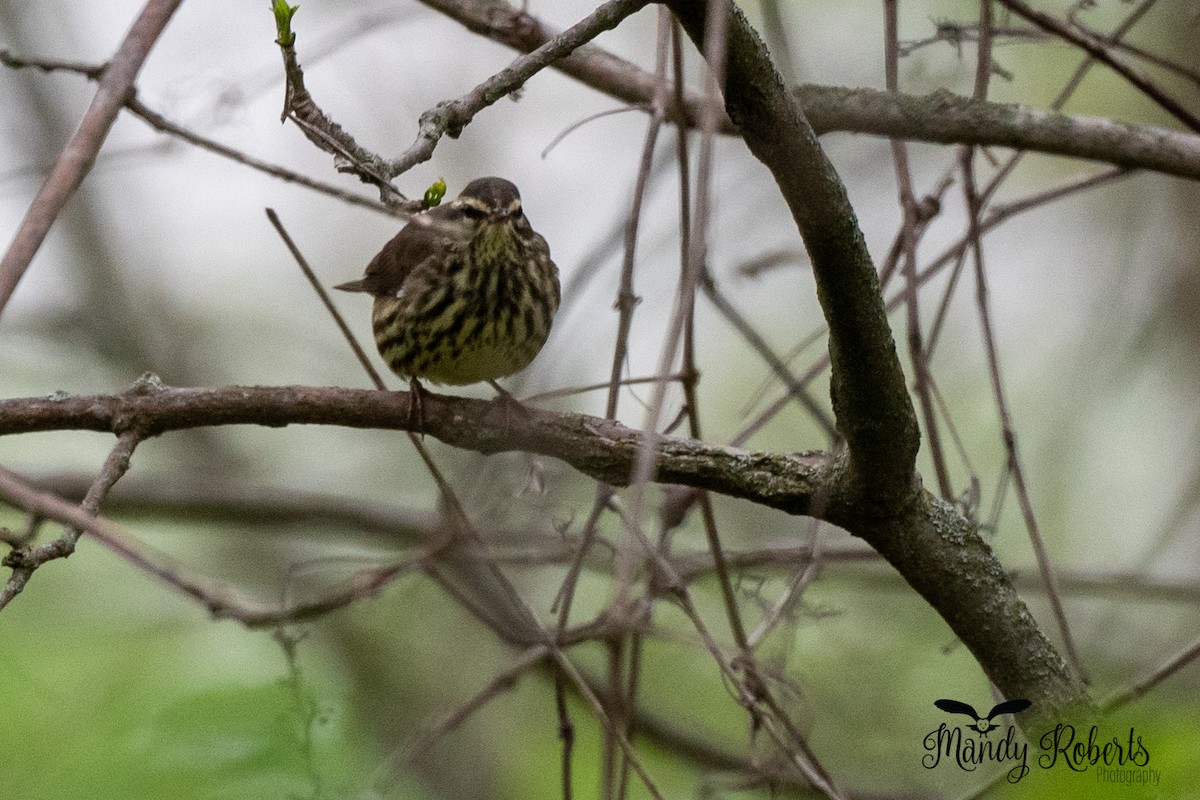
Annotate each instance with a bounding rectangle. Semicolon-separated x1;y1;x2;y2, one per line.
271;0;299;47
423;177;447;208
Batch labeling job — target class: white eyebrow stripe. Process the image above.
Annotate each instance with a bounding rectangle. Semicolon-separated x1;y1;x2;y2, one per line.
455;196;491;213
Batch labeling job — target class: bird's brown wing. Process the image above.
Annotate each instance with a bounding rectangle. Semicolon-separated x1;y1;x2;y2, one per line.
334;205;458;296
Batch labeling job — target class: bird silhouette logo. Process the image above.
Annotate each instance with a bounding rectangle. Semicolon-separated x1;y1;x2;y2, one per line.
934;698;1032;736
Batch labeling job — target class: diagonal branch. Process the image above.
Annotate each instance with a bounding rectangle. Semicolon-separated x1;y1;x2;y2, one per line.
417;0;726;130
0;431;140;611
409;2;1200;182
385;0;653;178
0;0;185;319
995;0;1200;134
273;0;652;191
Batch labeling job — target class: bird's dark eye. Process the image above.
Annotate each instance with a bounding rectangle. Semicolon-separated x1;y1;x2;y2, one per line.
458;204;487;220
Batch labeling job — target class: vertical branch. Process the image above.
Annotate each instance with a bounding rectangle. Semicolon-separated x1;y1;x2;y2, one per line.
600;637;626;800
959;0;1089;684
618;18;687;799
554;662;575;800
672;3;754;671
604;10;672;420
0;0;185;318
629;0;729;491
595;12;674;794
883;0;953;500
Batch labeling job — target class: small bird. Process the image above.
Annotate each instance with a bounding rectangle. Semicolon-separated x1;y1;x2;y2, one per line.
336;177;560;407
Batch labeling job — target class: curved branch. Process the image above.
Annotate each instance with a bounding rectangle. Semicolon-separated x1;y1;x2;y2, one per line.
1;383;1089;719
658;0;1091;724
666;0;919;503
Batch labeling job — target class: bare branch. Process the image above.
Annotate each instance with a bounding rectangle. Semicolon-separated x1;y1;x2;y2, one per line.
0;431;139;610
995;0;1200;134
273;0;651;190
387;0;651;179
408;3;1200;182
417;0;725;130
0;0;185;318
0;50;406;218
1;382;1087;717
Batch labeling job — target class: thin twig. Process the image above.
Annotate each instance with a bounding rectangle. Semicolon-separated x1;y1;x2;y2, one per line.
603;14;675;794
541;105;648;159
960;145;1090;684
0;430;140;610
1101;632;1200;713
0;464;331;622
994;0;1200;133
522;373;688;404
699;270;837;437
403;644;551;758
133;101;403;218
884;0;953;499
386;0;653;178
0;50;407;219
551;650;666;800
412;2;1200;184
555;661;576;800
739;165;1130;449
416;0;726;131
265;209;384;385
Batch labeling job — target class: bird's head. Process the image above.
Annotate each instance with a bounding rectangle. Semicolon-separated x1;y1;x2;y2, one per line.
450;177;530;261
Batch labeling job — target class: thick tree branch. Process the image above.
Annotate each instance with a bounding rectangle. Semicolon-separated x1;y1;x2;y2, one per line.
665;0;919;504
658;0;1091;722
1;383;1087;718
0;385;827;513
796;85;1200;182
411;2;1200;182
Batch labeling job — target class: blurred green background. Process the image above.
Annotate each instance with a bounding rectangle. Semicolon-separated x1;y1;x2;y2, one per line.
3;0;1200;797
